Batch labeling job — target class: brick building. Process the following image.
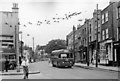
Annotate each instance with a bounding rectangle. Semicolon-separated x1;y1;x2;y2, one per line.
66;1;120;66
99;2;119;65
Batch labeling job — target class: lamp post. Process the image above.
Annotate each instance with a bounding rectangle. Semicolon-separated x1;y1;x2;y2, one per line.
19;31;23;58
15;25;20;72
95;4;99;67
27;34;35;62
26;34;34;52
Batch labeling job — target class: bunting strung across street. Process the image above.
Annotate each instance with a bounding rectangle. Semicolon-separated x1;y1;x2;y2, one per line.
18;11;82;27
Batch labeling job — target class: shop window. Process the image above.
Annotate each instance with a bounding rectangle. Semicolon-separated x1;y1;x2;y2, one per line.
105;11;108;22
106;28;109;39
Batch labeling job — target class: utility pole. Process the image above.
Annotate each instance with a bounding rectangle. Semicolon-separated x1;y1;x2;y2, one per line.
87;20;89;66
73;25;76;64
96;4;99;67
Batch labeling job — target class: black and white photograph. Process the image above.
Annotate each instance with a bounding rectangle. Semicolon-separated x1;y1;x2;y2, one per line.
0;0;120;80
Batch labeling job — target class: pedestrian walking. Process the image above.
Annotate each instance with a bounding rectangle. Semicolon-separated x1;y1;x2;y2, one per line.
21;57;29;79
5;56;9;72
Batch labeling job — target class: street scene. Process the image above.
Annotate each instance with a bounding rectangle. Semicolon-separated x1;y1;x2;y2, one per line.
0;0;120;80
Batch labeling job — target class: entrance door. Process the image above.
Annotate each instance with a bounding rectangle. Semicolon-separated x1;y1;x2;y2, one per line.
116;46;120;66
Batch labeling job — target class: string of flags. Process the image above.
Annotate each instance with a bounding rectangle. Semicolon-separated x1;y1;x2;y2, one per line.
5;11;82;28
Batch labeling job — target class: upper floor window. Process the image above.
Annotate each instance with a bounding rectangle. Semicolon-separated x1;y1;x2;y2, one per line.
98;20;101;27
105;11;108;22
83;29;84;34
102;14;105;24
85;38;86;45
106;28;109;39
102;30;105;40
85;28;86;34
89;24;91;34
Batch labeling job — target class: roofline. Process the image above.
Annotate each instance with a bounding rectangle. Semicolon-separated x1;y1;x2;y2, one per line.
101;2;117;12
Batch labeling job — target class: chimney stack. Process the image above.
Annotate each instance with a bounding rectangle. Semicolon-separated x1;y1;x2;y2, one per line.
12;3;19;13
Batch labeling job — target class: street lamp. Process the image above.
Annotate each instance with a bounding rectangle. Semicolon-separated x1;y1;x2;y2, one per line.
26;34;34;52
27;34;35;61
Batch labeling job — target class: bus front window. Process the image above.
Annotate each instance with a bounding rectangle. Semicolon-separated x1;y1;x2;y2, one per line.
60;54;67;58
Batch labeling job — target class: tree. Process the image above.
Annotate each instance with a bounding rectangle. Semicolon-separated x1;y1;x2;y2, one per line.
22;45;34;60
45;39;67;54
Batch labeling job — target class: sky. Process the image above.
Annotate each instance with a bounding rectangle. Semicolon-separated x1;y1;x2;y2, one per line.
0;0;111;48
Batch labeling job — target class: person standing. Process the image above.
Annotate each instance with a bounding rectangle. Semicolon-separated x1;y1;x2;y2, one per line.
21;57;29;79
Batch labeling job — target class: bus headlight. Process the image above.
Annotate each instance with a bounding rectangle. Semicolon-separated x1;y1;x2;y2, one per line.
62;62;64;63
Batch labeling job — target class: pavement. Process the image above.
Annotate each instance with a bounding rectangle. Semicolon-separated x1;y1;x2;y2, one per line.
75;63;120;72
0;62;119;76
0;63;40;76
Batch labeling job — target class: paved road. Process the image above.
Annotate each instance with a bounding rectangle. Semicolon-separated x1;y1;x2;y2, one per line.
1;61;119;79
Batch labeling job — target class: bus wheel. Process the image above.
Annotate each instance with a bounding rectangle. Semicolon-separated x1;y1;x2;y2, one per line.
52;64;56;67
68;66;72;68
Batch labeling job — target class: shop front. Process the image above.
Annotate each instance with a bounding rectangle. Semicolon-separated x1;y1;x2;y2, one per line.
99;40;113;65
79;45;87;63
89;41;96;64
0;48;16;71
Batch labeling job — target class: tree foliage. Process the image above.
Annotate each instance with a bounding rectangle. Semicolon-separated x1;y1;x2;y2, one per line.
45;39;67;54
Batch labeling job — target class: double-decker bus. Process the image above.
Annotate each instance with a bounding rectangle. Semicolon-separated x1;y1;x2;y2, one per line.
50;49;74;68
